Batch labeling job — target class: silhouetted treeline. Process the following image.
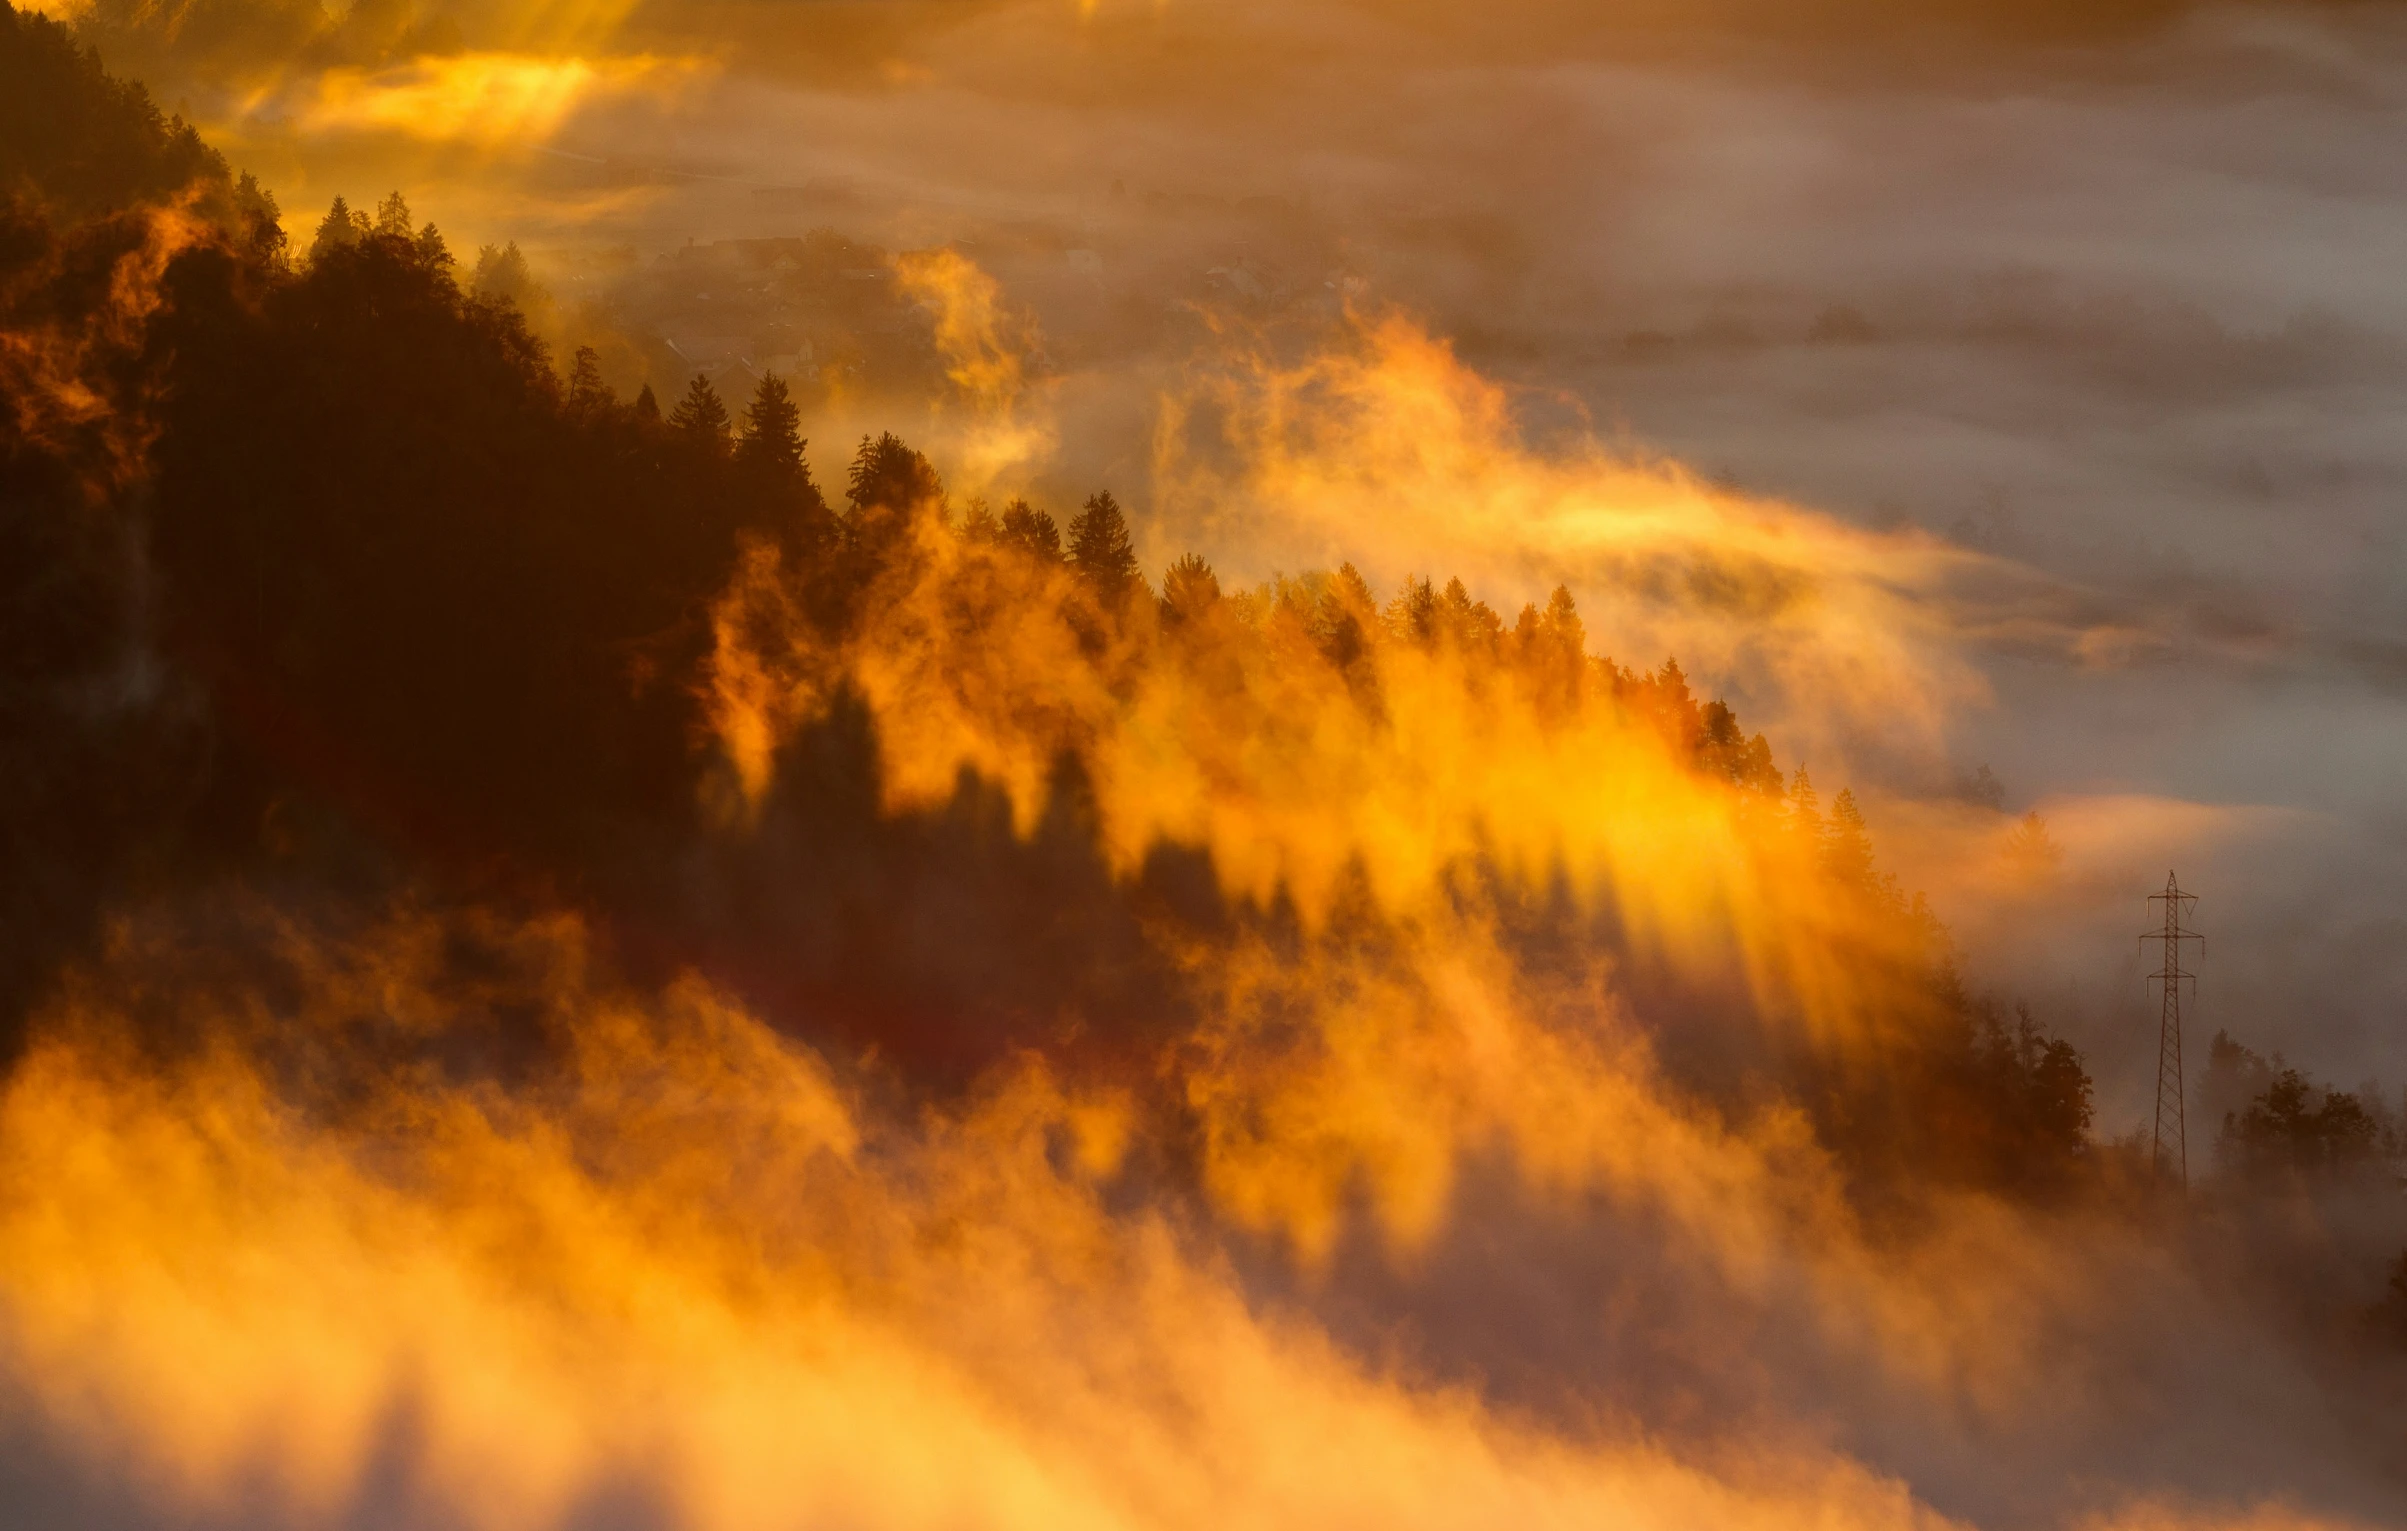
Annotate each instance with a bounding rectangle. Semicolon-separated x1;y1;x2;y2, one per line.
0;4;273;1037
0;9;2104;1214
2199;1030;2398;1182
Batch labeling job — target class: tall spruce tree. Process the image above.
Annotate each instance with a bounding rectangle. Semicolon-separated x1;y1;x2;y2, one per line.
1067;490;1139;596
999;498;1062;561
669;374;731;450
309;195;368;263
737;374;806;481
1825;788;1877;892
1160;553;1222;626
1001;503;1068;563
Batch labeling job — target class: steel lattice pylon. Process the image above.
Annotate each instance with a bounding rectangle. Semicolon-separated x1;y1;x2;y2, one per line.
2141;872;2202;1190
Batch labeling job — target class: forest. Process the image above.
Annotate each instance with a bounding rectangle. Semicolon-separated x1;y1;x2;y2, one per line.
5;7;2405;1529
9;0;2401;1216
3;0;2105;1197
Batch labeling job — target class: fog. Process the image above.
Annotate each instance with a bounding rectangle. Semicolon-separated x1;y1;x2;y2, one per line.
10;3;2407;1526
144;0;2399;1113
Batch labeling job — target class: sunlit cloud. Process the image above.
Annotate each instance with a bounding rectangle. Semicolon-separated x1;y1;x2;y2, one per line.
1153;309;2002;757
896;247;1059;496
253;50;711;150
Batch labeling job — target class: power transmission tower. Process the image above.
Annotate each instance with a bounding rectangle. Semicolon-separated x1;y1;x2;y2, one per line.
2140;872;2202;1189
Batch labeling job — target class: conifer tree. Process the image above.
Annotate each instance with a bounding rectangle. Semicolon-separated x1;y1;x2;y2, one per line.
1543;584;1584;655
373;190;413;238
309;195;368;263
471;242;536;306
1332;563;1377;616
1826;787;1878;892
566;346;612;418
845;432;942;516
669;374;730;450
632;384;660;424
413;222;453;273
1389;575;1437;645
2004;810;2064;878
1516;583;1585;714
234;171;285;264
1789;766;1823;851
957;498;1001;543
737;374;806;481
1160;553;1221;626
1314;563;1379;673
999;498;1061;561
1067;490;1140;596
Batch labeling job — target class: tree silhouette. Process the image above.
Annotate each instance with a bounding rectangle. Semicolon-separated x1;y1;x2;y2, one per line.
2231;1069;2380;1177
1313;563;1378;675
844;432;943;567
5;24;2127;1217
566;346;611;418
372;190;412;238
1789;766;1824;849
233;171;284;264
1160;553;1221;626
1068;491;1139;598
958;498;1001;543
846;431;942;517
1390;576;1437;646
669;374;731;450
412;221;452;274
309;195;368;263
737;373;807;482
999;498;1062;562
1825;788;1878;892
0;5;235;223
470;241;538;308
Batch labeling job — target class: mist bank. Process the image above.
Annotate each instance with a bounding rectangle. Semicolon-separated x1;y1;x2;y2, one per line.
8;10;2407;1531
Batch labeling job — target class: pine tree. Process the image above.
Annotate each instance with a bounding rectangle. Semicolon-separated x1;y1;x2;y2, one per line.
2004;810;2064;878
1825;787;1877;892
471;241;535;306
833;433;941;566
999;498;1061;561
1434;576;1495;651
958;498;1001;543
566;347;612;418
632;384;660;424
1543;584;1584;656
1332;563;1377;617
414;222;453;274
234;171;285;264
309;195;368;263
1314;563;1379;674
1387;575;1437;645
1160;553;1221;625
668;374;730;450
373;190;413;238
1517;583;1584;715
736;374;806;481
846;432;942;516
1067;491;1141;597
1789;766;1823;850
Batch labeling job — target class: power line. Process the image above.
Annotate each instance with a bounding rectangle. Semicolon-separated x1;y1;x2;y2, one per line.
2141;872;2202;1190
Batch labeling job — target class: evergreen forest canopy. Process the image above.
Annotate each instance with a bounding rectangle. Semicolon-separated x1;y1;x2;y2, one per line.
5;10;2407;1529
3;0;2398;1212
2;0;2095;1200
